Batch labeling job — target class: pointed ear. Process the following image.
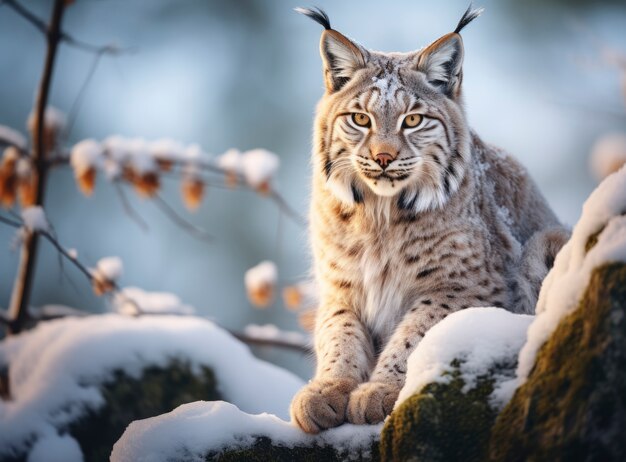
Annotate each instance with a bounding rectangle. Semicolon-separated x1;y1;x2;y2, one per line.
416;33;464;99
320;30;367;92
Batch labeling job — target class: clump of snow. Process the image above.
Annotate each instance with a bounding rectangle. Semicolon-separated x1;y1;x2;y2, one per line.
112;287;195;316
244;324;309;345
589;132;626;181
180;144;208;178
245;261;278;307
27;106;66;132
0;314;304;460
245;261;277;288
148;138;185;163
216;148;243;174
92;256;123;283
396;308;533;409
513;165;626;386
70;139;102;176
241;149;279;188
125;138;157;174
0;125;27;149
67;248;78;259
21;207;49;232
27;433;83;462
111;400;381;462
28;304;87;319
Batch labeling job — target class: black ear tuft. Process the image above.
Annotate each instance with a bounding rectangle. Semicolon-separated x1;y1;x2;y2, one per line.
454;4;484;34
295;6;331;30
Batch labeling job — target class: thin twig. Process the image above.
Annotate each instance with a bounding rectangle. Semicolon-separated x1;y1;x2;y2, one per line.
114;181;150;232
46;155;309;227
3;0;133;56
63;50;104;141
230;331;311;354
153;194;213;242
268;190;306;227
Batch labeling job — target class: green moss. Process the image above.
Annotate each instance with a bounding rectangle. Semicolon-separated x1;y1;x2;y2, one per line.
381;359;510;462
68;358;220;462
213;437;379;462
490;263;626;462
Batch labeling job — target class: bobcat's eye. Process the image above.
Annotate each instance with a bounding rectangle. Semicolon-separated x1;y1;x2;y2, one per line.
402;114;423;129
351;113;371;128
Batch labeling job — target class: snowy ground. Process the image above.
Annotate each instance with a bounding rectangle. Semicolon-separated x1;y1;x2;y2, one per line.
0;314;303;461
112;401;382;462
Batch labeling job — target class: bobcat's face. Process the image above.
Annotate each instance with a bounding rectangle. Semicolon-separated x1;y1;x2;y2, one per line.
313;20;472;212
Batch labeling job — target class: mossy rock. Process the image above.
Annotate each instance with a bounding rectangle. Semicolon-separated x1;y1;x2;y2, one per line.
212;437;379;462
68;359;220;462
381;359;512;462
490;263;626;462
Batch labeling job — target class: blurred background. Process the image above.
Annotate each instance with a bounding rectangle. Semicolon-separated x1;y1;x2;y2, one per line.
1;0;625;379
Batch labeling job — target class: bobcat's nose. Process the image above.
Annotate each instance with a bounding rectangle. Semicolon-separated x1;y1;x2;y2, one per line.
374;153;395;169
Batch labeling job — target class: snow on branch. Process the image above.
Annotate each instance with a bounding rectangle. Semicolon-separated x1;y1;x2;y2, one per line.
62;136;306;226
20;206;49;232
90;256;123;296
0;125;27;150
245;260;278;308
112;287;196;316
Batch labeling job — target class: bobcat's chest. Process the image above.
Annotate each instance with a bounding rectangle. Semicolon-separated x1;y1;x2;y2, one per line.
357;239;412;341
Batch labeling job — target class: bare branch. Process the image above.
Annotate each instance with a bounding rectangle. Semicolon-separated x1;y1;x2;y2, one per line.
114;182;150;232
7;0;65;335
230;331;311;354
268;190;306;227
2;0;133;56
152;194;213;242
62;51;104;142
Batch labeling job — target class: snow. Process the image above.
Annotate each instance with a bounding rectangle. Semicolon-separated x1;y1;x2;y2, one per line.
148;138;185;162
21;206;49;232
92;256;123;282
513;165;626;387
112;287;196;316
2;145;20;163
70;139;102;175
245;261;278;307
0;125;27;149
396;307;533;409
0;314;304;460
125;138;157;174
589;132;626;181
27;434;84;462
111;400;382;462
241;149;280;187
28;304;87;319
216;148;243;174
243;324;309;345
245;260;277;289
27;106;66;131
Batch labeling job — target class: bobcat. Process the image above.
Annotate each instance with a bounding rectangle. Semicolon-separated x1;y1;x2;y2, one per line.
290;6;569;433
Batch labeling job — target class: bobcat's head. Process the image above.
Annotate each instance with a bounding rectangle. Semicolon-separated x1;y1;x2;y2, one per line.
299;6;482;212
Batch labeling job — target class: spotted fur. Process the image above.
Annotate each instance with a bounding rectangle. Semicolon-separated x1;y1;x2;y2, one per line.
290;6;570;433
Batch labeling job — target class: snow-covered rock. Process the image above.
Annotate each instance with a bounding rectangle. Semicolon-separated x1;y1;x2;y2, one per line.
0;314;303;461
490;165;626;461
514;164;626;386
397;307;533;410
111;401;381;462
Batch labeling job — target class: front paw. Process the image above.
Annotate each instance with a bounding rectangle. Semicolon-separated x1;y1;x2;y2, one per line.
290;378;357;434
346;381;400;425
